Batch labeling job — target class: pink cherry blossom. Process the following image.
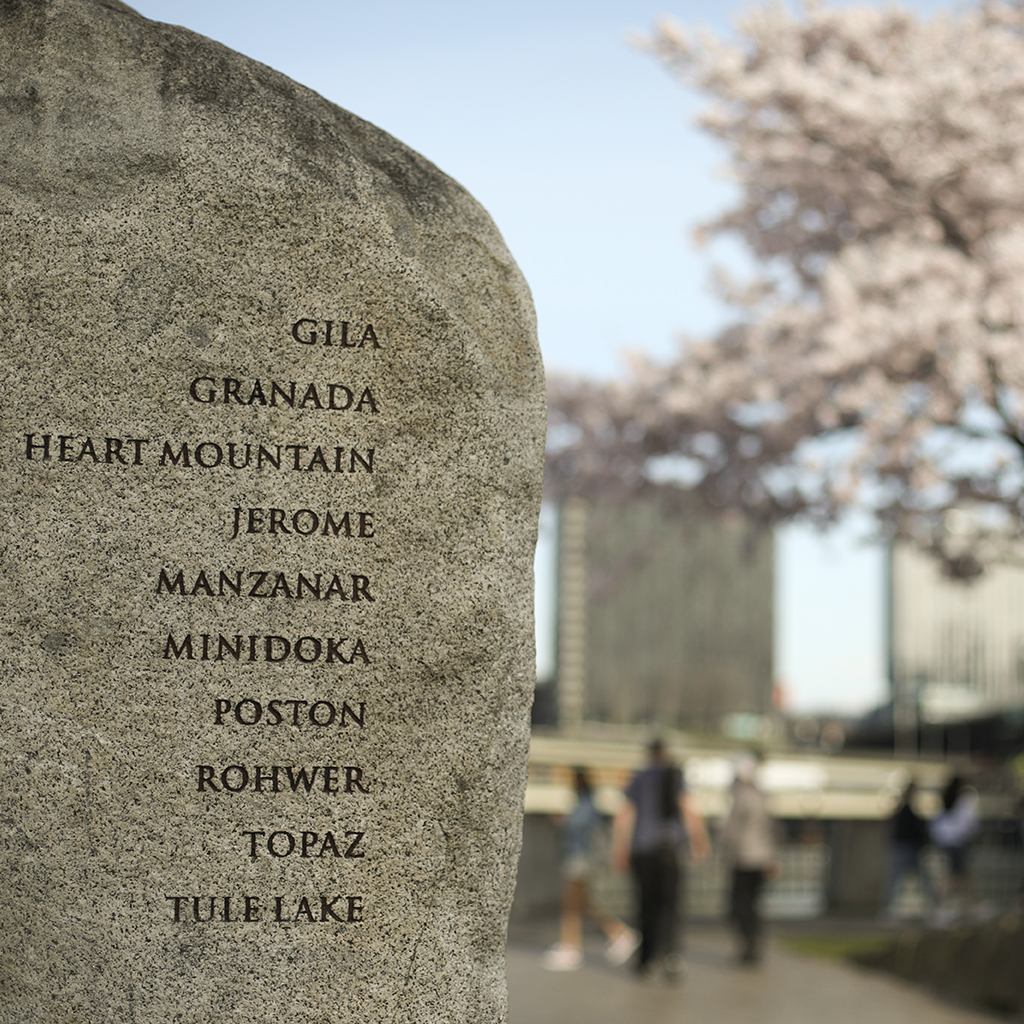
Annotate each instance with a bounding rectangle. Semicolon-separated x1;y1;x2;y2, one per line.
547;2;1024;577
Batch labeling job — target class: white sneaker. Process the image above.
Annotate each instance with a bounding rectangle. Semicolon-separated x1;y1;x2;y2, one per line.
541;943;583;971
661;954;686;982
605;927;640;967
969;901;998;923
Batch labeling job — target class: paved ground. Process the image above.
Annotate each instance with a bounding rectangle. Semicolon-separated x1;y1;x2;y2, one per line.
506;922;1004;1024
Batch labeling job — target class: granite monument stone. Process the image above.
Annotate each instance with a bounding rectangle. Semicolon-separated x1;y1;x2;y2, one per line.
0;2;545;1021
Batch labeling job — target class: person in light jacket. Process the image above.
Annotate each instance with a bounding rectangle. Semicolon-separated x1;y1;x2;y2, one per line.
720;754;777;965
930;773;980;922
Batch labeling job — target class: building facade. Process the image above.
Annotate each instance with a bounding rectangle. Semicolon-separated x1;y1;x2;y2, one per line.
554;497;774;731
889;542;1024;732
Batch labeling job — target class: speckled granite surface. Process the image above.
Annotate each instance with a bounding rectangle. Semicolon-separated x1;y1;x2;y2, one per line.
0;2;545;1020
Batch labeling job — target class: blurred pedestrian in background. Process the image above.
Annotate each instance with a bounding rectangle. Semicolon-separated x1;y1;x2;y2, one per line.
721;752;777;966
880;779;935;921
542;768;640;971
612;739;709;980
930;773;981;924
1017;791;1024;911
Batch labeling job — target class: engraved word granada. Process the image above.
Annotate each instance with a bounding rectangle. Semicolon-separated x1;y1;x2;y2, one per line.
188;377;378;412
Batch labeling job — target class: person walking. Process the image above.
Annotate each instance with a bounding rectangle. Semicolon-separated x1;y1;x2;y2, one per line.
930;773;981;924
612;739;709;980
542;768;640;971
721;753;777;965
880;780;935;920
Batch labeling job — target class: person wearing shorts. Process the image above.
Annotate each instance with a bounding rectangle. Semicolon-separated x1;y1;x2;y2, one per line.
542;767;639;971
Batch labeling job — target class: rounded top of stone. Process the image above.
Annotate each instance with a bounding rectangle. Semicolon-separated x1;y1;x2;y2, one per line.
0;0;493;233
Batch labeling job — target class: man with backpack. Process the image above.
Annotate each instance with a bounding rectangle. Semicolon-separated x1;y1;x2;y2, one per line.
612;739;710;979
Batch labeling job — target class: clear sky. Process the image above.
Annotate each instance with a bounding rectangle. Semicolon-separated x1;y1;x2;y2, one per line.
131;0;951;716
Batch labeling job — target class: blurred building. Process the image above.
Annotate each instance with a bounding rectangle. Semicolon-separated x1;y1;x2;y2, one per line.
889;541;1024;746
550;497;774;732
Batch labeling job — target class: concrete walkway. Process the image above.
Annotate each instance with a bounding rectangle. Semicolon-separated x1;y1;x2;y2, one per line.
507;924;1002;1024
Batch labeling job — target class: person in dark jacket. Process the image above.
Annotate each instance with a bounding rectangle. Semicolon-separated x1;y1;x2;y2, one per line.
881;780;935;919
612;739;709;979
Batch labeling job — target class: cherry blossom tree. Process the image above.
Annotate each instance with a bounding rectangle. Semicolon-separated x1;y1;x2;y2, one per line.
546;1;1024;576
